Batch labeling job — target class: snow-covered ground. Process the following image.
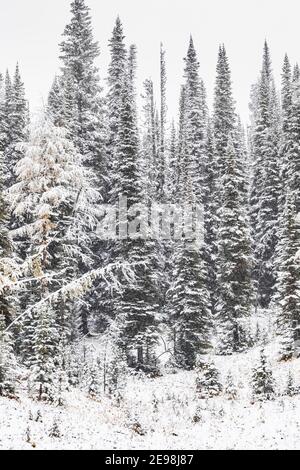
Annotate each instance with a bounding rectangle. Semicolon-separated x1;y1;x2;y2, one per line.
1;339;300;450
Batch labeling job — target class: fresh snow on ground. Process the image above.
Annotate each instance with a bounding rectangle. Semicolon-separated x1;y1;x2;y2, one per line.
1;339;300;450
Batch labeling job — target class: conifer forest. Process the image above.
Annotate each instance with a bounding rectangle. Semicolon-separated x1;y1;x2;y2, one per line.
0;0;300;451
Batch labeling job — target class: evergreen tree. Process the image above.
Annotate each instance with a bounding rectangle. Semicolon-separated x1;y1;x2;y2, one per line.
202;120;218;315
10;114;97;349
176;85;187;203
47;75;65;127
183;36;207;203
285;369;298;396
251;348;275;401
105;345;128;395
167;144;211;369
281;54;292;135
0;171;14;327
29;304;59;402
293;63;300;84
157;43;167;201
92;16;128;335
195;358;223;398
212;45;239;323
3;65;28;188
224;370;238;400
167;239;212;369
106;16;127;205
0;73;5;154
1;71;13;155
141;78;159;202
115;61;160;371
0;164;17;396
249;42;282;308
285;75;300;212
86;360;101;398
166;41;212;369
51;2;104;334
235;117;250;204
0;314;17;397
213;44;236;181
58;0;105;170
216;138;252;354
165;120;177;203
49;419;61;438
275;192;300;360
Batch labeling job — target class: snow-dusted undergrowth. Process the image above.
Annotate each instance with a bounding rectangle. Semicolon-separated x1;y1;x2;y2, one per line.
1;341;300;450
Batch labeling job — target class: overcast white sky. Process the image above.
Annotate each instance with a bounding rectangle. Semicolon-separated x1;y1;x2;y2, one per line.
1;0;299;124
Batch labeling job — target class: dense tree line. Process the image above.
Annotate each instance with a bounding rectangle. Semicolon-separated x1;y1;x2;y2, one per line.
0;0;299;401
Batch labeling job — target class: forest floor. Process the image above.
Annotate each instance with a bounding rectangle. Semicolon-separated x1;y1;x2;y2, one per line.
1;337;300;450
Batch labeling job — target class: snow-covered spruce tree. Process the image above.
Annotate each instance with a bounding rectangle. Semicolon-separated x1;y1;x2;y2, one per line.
0;162;19;399
285;369;298;396
57;0;107;333
0;71;13;156
235;117;250;205
161;120;179;323
285;75;300;213
29;304;60;402
85;359;101;399
216;138;252;354
0;314;17;398
249;42;282;308
195;358;223;399
154;44;170;332
140;44;166;203
213;50;249;209
166;42;212;369
9;113;97;356
49;419;61;438
167;147;212;369
141;78;159;203
0;73;6;154
91;16;128;334
275;192;300;360
293;63;300;83
104;345;128;395
249;41;272;235
157;43;167;201
273;69;300;316
202;120;218;316
0;170;14;327
183;36;207;204
212;45;238;318
8;65;28;180
175;85;188;203
213;45;236;183
224;370;238;400
281;54;292;138
0;73;4;101
47;73;78;137
0;73;5;153
1;65;28;188
251;349;275;401
167;238;212;369
0;181;17;397
58;0;105;169
140;74;166;335
165;120;177;203
106;16;127;205
113;55;160;372
47;76;64;127
65;344;81;387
